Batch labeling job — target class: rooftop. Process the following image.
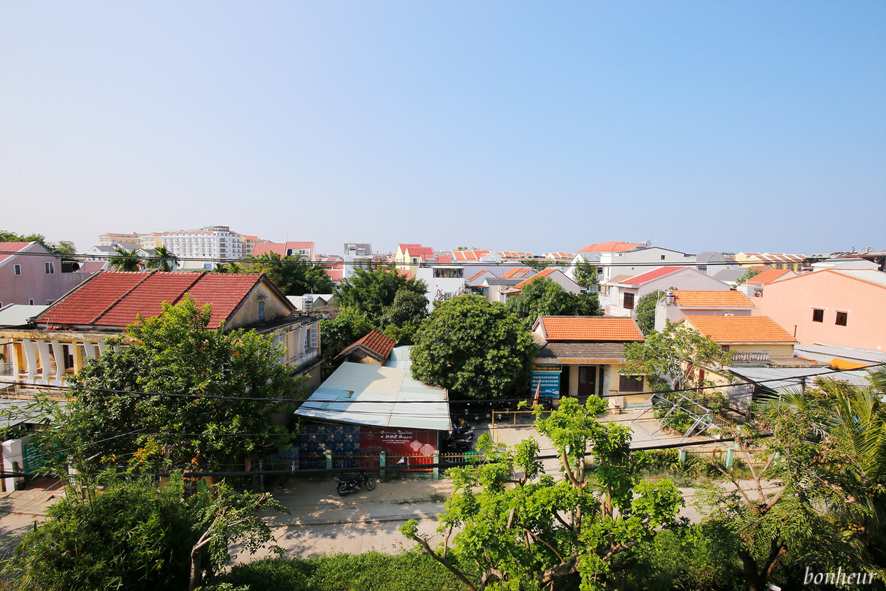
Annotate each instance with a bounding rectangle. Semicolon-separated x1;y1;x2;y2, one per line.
682;316;797;344
671;290;754;308
577;241;642;253
535;316;644;342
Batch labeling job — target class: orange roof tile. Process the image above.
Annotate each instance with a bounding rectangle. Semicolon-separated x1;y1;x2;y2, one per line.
682;316;796;344
747;268;794;285
338;330;397;361
577;241;642;253
467;270;491;282
539;316;644;342
672;290;754;308
513;268;557;290
503;267;533;279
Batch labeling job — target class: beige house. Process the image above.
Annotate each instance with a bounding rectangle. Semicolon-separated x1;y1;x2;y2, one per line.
0;271;327;392
531;316;649;409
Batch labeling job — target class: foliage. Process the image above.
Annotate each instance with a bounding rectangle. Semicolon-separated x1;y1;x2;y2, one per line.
572;258;599;293
410;295;535;399
335;264;427;326
5;474;284;591
319;307;375;360
401;397;685;590
506;277;601;328
379;290;429;345
145;245;180;272
736;267;762;285
211;551;466;591
0;230;47;244
634;290;664;336
109;245;142;271
521;258;551;270
28;296;305;474
241;252;334;295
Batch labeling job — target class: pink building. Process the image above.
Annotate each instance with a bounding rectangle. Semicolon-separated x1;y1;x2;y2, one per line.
751;269;886;353
0;242;91;307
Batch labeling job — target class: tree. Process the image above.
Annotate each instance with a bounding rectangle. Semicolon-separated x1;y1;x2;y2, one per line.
401;396;684;590
410;295;535;399
319;307;375;360
506;277;600;328
32;296;306;474
242;252;334;295
634;289;664;335
6;474;285;591
145;245;180;272
335;264;427;326
0;230;47;244
379;290;429;345
736;267;762;285
573;258;599;294
108;245;142;271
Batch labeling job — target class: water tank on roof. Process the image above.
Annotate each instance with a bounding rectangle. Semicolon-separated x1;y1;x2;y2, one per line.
303;294;313;313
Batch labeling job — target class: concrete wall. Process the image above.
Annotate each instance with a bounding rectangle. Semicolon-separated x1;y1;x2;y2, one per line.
0;244;91;306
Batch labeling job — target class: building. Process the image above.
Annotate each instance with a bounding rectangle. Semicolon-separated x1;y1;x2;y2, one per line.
679;315;800;366
734;252;806;271
0;242;92;307
500;269;582;302
749;269;886;354
394;243;436;275
654;289;755;332
98;233;141;247
600;267;729;318
333;330;398;366
252;241;315;260
0;271;327;391
530;316;648;409
161;226;243;270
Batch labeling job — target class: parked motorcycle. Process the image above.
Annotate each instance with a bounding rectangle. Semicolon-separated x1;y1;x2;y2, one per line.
443;432;474;453
334;471;376;496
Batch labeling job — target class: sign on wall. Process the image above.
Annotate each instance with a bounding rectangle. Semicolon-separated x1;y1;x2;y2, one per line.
359;426;437;456
531;364;561;398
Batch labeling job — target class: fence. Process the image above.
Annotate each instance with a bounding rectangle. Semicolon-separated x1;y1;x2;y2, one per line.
298;449;481;478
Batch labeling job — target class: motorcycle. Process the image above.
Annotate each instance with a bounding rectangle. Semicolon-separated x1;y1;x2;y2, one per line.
443;432;474;453
334;470;376;496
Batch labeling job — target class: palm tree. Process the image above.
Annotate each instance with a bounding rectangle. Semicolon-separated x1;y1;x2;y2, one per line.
108;246;141;272
144;246;179;272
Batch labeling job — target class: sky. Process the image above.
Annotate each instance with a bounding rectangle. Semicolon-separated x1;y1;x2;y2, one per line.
1;1;884;257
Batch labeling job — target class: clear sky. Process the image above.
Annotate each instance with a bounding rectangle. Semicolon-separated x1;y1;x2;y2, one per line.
2;1;884;257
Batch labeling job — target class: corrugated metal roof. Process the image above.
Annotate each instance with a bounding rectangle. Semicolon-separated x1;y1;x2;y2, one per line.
728;366;872;393
296;348;450;431
832;269;886;288
0;305;48;327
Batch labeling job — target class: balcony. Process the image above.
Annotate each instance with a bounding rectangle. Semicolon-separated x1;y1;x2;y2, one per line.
732;351;770;364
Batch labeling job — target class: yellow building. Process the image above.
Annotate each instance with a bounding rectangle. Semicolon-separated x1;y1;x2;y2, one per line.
734;252;805;271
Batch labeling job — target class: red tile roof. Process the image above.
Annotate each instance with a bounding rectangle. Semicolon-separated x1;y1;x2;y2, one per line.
449;250;491;262
746;268;795;285
671;290;754;308
503;267;533;279
436;255;453;264
338;330;397;361
467;270;491;282
398;270;415;281
538;316;644;342
251;241;314;258
577;241;642;253
513;268;557;290
619;267;684;285
37;271;275;330
682;316;797;344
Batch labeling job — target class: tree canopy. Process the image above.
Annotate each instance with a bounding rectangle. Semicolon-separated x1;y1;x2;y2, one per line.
108;245;141;271
634;289;664;335
32;296;306;474
572;258;599;293
335;264;427;326
410;295;535;399
319;307;375;360
241;252;334;295
506;277;600;328
144;245;180;272
401;396;684;590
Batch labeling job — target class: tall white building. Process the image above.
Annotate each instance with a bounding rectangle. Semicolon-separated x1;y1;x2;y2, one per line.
161;226;244;270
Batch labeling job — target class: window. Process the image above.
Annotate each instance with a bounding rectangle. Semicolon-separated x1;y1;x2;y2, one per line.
836;311;848;326
623;292;635;310
29;299;34;305
812;308;824;323
619;375;644;392
698;266;707;274
45;262;54;274
660;255;666;260
13;264;21;276
258;301;265;320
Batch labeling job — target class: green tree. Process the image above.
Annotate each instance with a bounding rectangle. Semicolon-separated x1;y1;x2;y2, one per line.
6;474;285;591
506;277;600;328
335;265;427;326
634;289;664;335
736;267;762;285
0;230;47;244
401;397;684;590
320;307;375;360
379;290;429;345
31;296;306;474
145;245;180;272
108;245;142;271
410;295;535;399
573;258;599;294
242;252;334;295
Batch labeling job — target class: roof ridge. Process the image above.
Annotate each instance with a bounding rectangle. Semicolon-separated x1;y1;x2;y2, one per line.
170;272;210;306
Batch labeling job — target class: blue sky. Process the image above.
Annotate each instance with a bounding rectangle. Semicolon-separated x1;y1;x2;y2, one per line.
2;1;884;257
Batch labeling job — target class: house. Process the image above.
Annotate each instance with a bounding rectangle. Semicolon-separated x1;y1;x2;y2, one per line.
749;269;886;354
678;316;800;366
805;247;886;272
416;264;467;310
0;242;92;307
654;289;755;332
294;346;450;466
694;251;733;276
600;267;729;317
571;243;693;284
394;243;436;276
734;252;805;272
0;271;327;391
530;316;648;409
333;330;397;366
252;241;316;260
500;269;583;302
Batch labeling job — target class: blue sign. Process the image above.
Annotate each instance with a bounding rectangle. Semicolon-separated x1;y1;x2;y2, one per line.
531;369;561;398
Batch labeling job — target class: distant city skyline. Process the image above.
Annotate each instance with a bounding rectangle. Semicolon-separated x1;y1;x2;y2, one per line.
2;2;884;257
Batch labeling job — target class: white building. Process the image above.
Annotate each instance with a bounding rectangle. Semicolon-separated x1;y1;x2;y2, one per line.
161;225;243;270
